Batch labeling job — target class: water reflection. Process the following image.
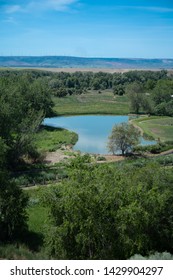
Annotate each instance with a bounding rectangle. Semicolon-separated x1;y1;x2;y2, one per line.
75;134;107;154
43;115;156;154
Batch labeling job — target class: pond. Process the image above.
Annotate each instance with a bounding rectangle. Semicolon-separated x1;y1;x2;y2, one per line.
43;115;156;154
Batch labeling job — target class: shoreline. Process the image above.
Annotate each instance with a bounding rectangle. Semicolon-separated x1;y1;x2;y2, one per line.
43;114;154;165
44;147;125;164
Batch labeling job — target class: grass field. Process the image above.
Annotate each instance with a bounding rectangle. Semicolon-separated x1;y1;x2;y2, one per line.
25;187;49;233
35;125;78;152
52;91;173;143
132;116;173;141
53;90;129;116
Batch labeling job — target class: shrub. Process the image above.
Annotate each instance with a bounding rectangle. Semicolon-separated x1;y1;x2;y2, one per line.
0;172;29;241
154;155;173;166
134;142;173;154
0;244;48;260
130;252;173;260
97;156;106;161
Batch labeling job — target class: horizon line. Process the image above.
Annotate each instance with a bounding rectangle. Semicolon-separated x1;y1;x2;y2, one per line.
0;55;173;60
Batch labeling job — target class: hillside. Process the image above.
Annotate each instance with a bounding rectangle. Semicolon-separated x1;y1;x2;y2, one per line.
0;56;173;69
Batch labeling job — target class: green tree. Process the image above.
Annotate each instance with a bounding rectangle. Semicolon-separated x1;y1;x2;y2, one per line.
151;80;173;116
0;74;54;166
113;84;125;96
165;100;173;116
145;79;156;91
43;156;121;259
107;122;140;155
43;158;173;260
126;82;153;114
126;82;145;114
92;78;101;90
0;138;7;168
152;80;173;105
0;171;28;242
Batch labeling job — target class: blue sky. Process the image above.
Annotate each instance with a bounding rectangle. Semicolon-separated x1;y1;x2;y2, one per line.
1;0;173;58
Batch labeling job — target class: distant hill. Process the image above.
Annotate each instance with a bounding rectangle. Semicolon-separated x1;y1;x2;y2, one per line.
0;56;173;69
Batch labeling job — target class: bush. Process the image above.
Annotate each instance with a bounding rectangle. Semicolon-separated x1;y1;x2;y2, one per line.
97;156;106;161
143;132;155;140
130;251;173;260
154;155;173;166
0;244;48;260
134;142;173;154
43;158;173;259
0;172;29;241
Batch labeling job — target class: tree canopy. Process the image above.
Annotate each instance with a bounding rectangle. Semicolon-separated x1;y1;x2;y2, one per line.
42;156;173;259
0;165;28;242
151;80;173;116
107;122;140;155
0;73;54;167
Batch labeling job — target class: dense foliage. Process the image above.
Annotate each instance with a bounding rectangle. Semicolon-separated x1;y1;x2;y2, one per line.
0;170;28;242
1;68;172;116
0;70;53;247
0;72;53;167
43;156;173;259
0;68;173;259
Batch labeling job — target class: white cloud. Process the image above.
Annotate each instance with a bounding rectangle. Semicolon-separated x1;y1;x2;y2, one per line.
5;5;22;14
27;0;79;12
3;0;79;14
138;6;173;13
116;5;173;13
48;0;78;11
148;6;173;12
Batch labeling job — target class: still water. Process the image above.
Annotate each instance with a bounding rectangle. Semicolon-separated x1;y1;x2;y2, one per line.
43;115;156;154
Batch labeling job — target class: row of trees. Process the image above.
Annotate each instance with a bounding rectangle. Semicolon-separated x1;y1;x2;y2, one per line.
1;69;173;116
127;80;173;116
48;69;169;96
48;70;173;117
0;68;169;95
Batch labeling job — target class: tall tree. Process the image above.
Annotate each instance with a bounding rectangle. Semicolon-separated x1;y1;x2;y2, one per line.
152;80;173;105
0;172;28;242
107;122;140;155
126;82;144;114
0;74;53;166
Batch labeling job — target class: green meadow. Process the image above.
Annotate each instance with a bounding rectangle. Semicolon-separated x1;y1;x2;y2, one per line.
53;90;129;116
52;91;173;143
35;125;78;152
132;116;173;141
26;187;49;235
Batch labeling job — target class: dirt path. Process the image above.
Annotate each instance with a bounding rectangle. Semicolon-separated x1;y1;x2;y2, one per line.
129;119;144;135
44;149;72;164
44;147;125;164
151;149;173;157
98;154;125;163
